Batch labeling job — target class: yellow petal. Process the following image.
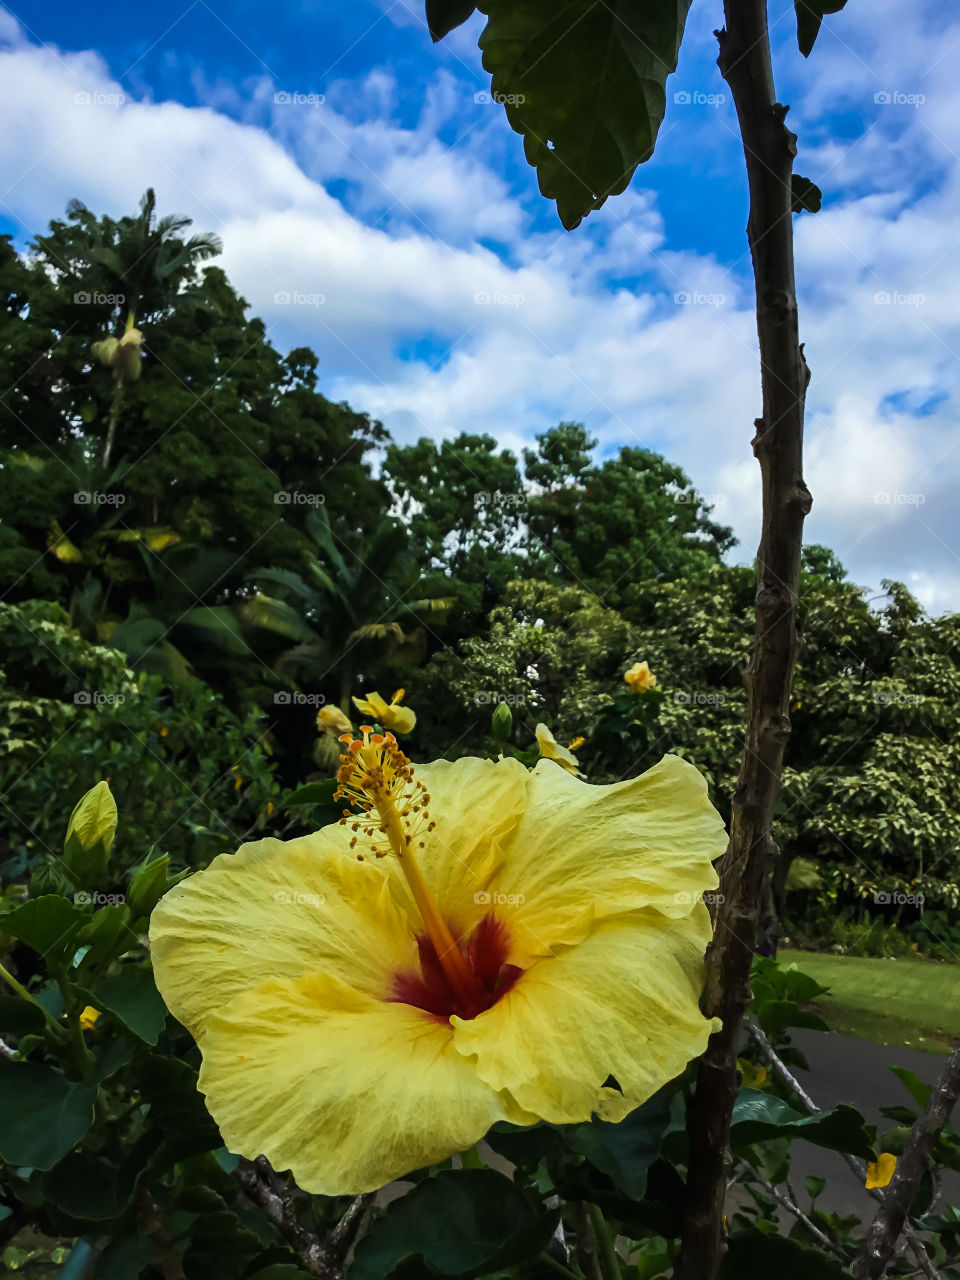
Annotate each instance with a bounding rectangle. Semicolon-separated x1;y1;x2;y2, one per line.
197;972;522;1194
317;705;352;737
453;908;715;1124
149;830;415;1040
385;756;528;931
535;723;580;774
79;1005;101;1030
352;692;389;720
492;755;725;963
385;703;417;734
625;661;657;692
865;1152;897;1190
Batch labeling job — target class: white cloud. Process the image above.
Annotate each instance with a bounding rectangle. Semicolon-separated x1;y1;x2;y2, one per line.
1;7;960;611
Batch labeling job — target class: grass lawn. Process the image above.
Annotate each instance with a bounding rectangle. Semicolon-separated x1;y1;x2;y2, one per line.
779;950;960;1054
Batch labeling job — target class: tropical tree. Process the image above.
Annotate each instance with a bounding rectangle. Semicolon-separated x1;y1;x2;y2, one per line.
34;189;222;468
248;507;457;712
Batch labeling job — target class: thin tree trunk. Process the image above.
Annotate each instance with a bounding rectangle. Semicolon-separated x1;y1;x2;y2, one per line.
101;370;124;471
852;1042;960;1280
675;0;812;1275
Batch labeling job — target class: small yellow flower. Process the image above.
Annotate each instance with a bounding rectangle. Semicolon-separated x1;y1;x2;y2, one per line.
79;1006;101;1031
739;1060;767;1090
352;690;416;735
266;802;275;817
151;738;726;1195
160;726;169;738
865;1153;897;1189
624;661;657;693
567;736;586;752
535;724;581;775
234;775;243;791
317;706;353;738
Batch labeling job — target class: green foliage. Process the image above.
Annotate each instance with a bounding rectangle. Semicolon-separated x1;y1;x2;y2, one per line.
3;185;960;1279
350;1170;558;1279
0;600;278;879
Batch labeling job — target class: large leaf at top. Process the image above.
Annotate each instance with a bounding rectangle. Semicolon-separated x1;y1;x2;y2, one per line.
474;0;692;229
795;0;848;57
427;0;477;40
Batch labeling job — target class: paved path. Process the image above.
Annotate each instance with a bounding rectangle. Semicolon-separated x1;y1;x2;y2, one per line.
777;1029;959;1221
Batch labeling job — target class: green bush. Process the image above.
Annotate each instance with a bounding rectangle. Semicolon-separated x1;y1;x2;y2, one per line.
0;601;279;882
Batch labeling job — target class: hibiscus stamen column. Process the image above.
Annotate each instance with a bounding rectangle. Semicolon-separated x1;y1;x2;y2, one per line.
335;729;487;1013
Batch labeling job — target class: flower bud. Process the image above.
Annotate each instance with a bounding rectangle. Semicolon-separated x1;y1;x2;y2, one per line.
63;781;117;890
127;852;170;919
491;701;513;741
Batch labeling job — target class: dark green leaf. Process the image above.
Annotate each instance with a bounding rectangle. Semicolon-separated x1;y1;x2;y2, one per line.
0;994;45;1034
731;1089;875;1162
879;1105;917;1125
477;0;692;229
560;1083;674;1198
0;1061;96;1169
43;1151;127;1221
349;1169;557;1280
804;1175;826;1204
3;895;84;964
484;1121;557;1167
90;964;167;1044
795;0;848;57
248;1267;314;1279
139;1054;222;1162
92;1234;149;1280
427;0;476;41
792;175;823;213
283;780;338;807
75;903;137;964
126;851;171;918
720;1230;851;1277
891;1066;933;1109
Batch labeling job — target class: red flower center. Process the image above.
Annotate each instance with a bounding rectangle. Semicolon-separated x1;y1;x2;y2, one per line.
391;914;522;1021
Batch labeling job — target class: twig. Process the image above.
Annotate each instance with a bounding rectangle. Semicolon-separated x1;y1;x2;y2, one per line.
748;1021;942;1280
236;1156;372;1279
734;1158;848;1261
852;1042;960;1280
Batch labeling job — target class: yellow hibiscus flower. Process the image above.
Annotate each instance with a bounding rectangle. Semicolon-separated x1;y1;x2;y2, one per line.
535;723;581;775
316;705;353;738
625;661;657;693
352;688;416;735
865;1152;897;1190
150;733;725;1195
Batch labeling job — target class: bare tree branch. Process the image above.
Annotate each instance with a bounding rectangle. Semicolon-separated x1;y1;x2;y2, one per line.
749;1021;942;1280
734;1157;849;1261
236;1156;373;1279
675;0;812;1272
852;1041;960;1280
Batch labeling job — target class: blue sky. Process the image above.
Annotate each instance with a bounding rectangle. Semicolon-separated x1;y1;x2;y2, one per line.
3;0;960;609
